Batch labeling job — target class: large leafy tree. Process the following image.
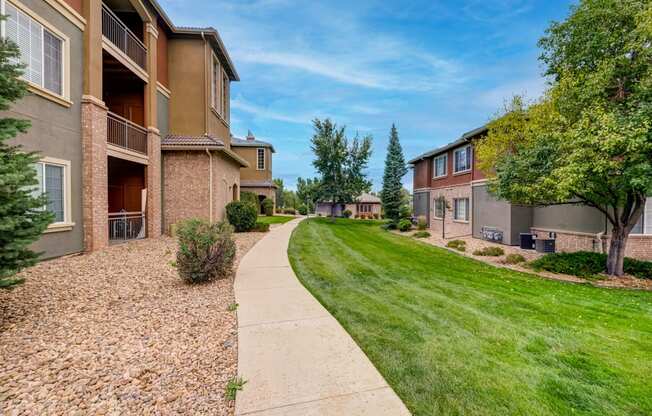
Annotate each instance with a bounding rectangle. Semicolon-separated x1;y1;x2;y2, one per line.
296;177;320;212
273;178;284;207
310;119;372;217
0;33;54;288
380;124;408;222
476;0;652;276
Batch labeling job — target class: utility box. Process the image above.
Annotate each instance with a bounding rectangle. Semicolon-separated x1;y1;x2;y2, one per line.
535;238;556;253
520;233;535;250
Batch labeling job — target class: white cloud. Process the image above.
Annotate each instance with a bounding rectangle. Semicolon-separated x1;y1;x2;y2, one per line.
477;77;548;110
231;97;310;124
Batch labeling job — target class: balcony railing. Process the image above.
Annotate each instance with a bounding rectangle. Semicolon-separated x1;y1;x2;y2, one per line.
109;211;146;241
102;4;147;70
107;111;148;155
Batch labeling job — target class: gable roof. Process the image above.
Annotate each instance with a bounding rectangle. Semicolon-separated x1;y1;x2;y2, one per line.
161;134;249;167
231;136;276;153
318;193;382;204
407;125;488;165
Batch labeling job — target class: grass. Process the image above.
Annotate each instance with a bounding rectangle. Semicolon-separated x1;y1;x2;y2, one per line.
225;376;247;401
288;218;652;416
256;215;294;225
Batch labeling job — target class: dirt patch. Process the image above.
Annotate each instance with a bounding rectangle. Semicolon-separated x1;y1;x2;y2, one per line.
395;230;652;290
0;232;264;415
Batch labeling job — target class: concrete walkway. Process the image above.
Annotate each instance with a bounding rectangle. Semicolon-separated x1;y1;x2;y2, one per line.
234;219;411;416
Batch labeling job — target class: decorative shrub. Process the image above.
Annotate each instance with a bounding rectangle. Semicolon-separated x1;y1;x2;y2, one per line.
241;191;260;211
446;240;467;252
381;222;397;231
505;253;526;264
253;222;270;232
413;231;431;238
261;198;274;216
530;251;652;279
398;219;412;232
417;216;428;230
473;246;505;257
176;219;236;283
624;257;652;279
297;205;307;215
399;205;412;219
373;213;380;220
284;208;296;215
226;201;257;232
343;209;352;218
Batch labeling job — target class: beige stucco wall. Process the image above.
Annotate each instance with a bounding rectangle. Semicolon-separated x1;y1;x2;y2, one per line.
162;150;240;233
430;184;472;239
233;146;273;181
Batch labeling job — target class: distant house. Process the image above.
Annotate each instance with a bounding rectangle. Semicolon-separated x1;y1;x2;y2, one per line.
316;193;382;218
231;131;277;213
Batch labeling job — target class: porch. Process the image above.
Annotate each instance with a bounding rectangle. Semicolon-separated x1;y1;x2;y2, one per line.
108;157;147;243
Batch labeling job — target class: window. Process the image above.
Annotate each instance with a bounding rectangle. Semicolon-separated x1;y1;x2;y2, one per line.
211;57;220;113
433;154;447;178
257;148;265;170
453;198;469;222
33;159;70;224
454;145;472;173
634;197;652;235
434;198;445;219
222;71;229;122
4;1;64;96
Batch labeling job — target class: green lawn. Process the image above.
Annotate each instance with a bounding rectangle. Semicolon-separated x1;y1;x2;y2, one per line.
257;215;295;225
288;218;652;416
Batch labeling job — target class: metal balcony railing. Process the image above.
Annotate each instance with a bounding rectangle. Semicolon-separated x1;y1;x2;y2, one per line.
102;4;147;70
109;211;146;241
107;111;148;155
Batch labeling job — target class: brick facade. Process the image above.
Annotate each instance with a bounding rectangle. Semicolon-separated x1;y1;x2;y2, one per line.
429;184;472;239
146;128;162;238
81;96;108;252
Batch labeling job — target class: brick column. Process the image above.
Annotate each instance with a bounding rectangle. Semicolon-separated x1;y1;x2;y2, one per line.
81;95;109;252
147;128;162;238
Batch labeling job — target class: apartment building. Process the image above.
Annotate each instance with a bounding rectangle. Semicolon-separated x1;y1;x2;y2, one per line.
409;127;652;260
3;0;250;258
231;130;277;212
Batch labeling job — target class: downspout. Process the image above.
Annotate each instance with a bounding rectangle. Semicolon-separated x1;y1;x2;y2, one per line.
201;31;209;135
206;148;213;222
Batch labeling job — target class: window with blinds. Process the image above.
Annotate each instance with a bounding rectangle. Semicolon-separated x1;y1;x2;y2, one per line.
453;198;469;221
222;72;229;122
4;1;63;96
34;161;65;223
257;148;265;170
212;57;220;113
454;145;471;173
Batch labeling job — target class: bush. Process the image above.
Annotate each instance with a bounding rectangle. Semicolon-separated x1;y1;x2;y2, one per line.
381;222;397;231
399;204;411;219
473;246;505;257
446;240;467;252
530;251;652;279
176;219;236;283
505;254;526;264
413;231;431;238
261;198;274;216
226;201;257;232
624;257;652;279
343;209;352;218
416;216;428;230
373;213;380;220
398;219;412;232
241;191;260;211
253;222;270;232
284;208;296;215
297;205;307;215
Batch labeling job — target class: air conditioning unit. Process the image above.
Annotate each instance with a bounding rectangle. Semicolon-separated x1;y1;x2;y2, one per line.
481;226;504;243
535;238;556;253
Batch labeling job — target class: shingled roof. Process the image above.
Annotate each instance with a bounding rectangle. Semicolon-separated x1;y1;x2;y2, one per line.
407;125;488;165
240;180;278;189
231;131;276;153
162;135;224;148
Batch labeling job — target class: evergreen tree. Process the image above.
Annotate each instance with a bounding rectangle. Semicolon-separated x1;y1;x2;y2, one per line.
273;178;284;208
0;32;54;288
380;124;408;222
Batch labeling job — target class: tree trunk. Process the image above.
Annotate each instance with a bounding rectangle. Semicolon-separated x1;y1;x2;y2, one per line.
606;227;628;277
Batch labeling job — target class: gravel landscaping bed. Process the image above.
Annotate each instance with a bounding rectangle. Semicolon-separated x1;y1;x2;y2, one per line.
0;232;264;415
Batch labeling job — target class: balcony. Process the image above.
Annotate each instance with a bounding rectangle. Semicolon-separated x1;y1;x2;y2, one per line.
102;3;147;70
109;211;146;242
107;111;148;155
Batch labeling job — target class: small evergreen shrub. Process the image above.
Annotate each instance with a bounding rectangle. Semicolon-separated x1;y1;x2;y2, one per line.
284;208;296;215
399;205;411;219
381;222;397;231
624;257;652;279
226;201;257;232
297;205;307;215
176;219;236;283
529;251;652;279
446;240;466;252
343;209;352;218
416;216;428;230
413;231;431;238
253;222;270;232
398;219;412;232
261;198;274;216
473;246;505;257
505;253;526;264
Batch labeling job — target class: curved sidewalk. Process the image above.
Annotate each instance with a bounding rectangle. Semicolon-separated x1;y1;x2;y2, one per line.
234;219;410;416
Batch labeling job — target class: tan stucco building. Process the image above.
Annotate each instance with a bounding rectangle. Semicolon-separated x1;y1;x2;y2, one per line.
231;131;277;212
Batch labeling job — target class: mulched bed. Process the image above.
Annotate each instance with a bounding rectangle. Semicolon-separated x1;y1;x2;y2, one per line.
0;232;263;415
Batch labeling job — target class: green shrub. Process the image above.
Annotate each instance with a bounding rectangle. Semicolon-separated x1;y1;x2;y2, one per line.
297;205;307;215
446;240;466;252
226;201;257;232
241;191;260;211
261;198;274;216
253;222;270;232
343;209;352;218
413;231;431;238
284;208;296;215
381;222;397;231
399;205;412;219
505;253;526;264
473;246;505;257
624;257;652;279
416;216;428;230
398;219;412;232
176;219;236;283
530;251;652;279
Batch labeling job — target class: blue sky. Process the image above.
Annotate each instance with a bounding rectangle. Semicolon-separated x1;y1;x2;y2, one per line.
159;0;574;191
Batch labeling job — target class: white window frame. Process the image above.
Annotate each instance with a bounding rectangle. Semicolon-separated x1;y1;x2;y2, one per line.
453;198;469;222
35;157;74;232
433;197;445;219
433;154;447;179
1;0;71;106
453;145;472;174
256;148;265;170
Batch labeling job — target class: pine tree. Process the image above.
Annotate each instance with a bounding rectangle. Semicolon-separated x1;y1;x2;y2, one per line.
0;32;54;288
380;124;408;222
